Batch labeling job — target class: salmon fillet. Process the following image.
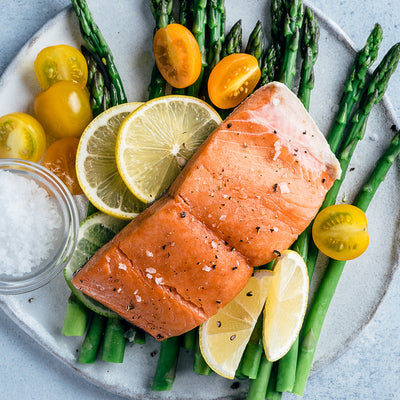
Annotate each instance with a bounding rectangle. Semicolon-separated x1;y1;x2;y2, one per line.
72;82;341;339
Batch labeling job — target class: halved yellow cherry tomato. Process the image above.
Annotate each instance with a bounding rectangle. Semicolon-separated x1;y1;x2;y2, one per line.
153;23;202;89
33;80;93;139
0;112;46;162
312;204;369;261
34;44;88;90
208;53;261;109
43;137;82;195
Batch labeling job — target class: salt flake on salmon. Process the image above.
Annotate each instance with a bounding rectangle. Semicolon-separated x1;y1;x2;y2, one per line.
72;82;340;340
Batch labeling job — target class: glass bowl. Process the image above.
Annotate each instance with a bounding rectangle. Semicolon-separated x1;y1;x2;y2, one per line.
0;159;79;294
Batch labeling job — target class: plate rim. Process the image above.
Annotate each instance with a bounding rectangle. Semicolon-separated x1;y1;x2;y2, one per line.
0;1;399;399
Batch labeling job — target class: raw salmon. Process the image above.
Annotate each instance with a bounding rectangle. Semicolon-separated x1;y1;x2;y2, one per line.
72;82;341;339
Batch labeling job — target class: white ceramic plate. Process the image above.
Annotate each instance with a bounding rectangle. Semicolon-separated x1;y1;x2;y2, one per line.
0;1;399;399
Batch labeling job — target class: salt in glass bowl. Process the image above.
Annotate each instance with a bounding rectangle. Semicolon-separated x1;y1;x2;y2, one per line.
0;159;79;294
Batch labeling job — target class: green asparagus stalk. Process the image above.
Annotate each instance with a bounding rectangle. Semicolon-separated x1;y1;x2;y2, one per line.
293;129;400;395
259;44;277;86
221;19;242;58
200;0;225;100
81;45;111;117
270;0;285;68
207;0;225;70
246;353;273;400
327;23;383;154
273;30;388;394
133;327;146;344
245;20;265;67
236;315;263;379
148;0;174;99
322;42;400;210
183;328;196;350
187;0;208;97
194;328;212;375
78;313;106;363
301;25;385;287
266;363;282;400
297;7;320;110
178;0;191;27
278;0;304;89
152;336;181;391
71;0;127;105
101;318;126;363
62;293;89;337
275;8;319;392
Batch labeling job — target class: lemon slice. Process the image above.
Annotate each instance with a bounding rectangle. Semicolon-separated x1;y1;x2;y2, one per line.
116;95;221;203
76;103;146;219
199;270;274;379
263;250;309;362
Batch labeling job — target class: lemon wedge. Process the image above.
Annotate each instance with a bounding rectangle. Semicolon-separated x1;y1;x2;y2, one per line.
263;250;309;362
116;95;221;203
199;270;274;379
75;103;146;219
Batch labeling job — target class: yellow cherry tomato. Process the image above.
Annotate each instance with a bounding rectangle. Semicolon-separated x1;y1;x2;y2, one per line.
0;112;46;162
34;44;88;90
153;23;202;89
312;204;369;261
33;80;93;139
43;137;82;195
208;53;261;109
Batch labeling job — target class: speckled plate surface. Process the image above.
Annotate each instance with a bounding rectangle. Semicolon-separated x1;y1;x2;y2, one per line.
0;1;399;399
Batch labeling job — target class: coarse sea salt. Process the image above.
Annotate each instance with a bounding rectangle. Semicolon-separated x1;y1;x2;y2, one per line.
0;170;62;277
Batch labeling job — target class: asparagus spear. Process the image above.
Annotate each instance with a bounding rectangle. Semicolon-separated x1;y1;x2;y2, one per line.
273;27;387;393
148;0;174;99
133;327;147;344
200;0;225;99
266;363;282;400
152;336;181;391
322;42;400;210
178;0;191;27
246;353;273;400
297;7;320;110
81;45;111;117
207;0;225;70
101;318;126;363
221;19;242;57
270;0;285;67
293;128;400;395
78;313;106;363
71;0;127;105
278;0;304;88
187;0;208;97
257;0;286;88
62;293;89;337
245;20;265;67
236;314;263;379
183;328;196;350
259;44;277;86
193;327;212;375
275;8;319;392
328;23;383;154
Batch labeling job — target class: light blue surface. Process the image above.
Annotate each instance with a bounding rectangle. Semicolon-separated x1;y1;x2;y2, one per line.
1;1;400;399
